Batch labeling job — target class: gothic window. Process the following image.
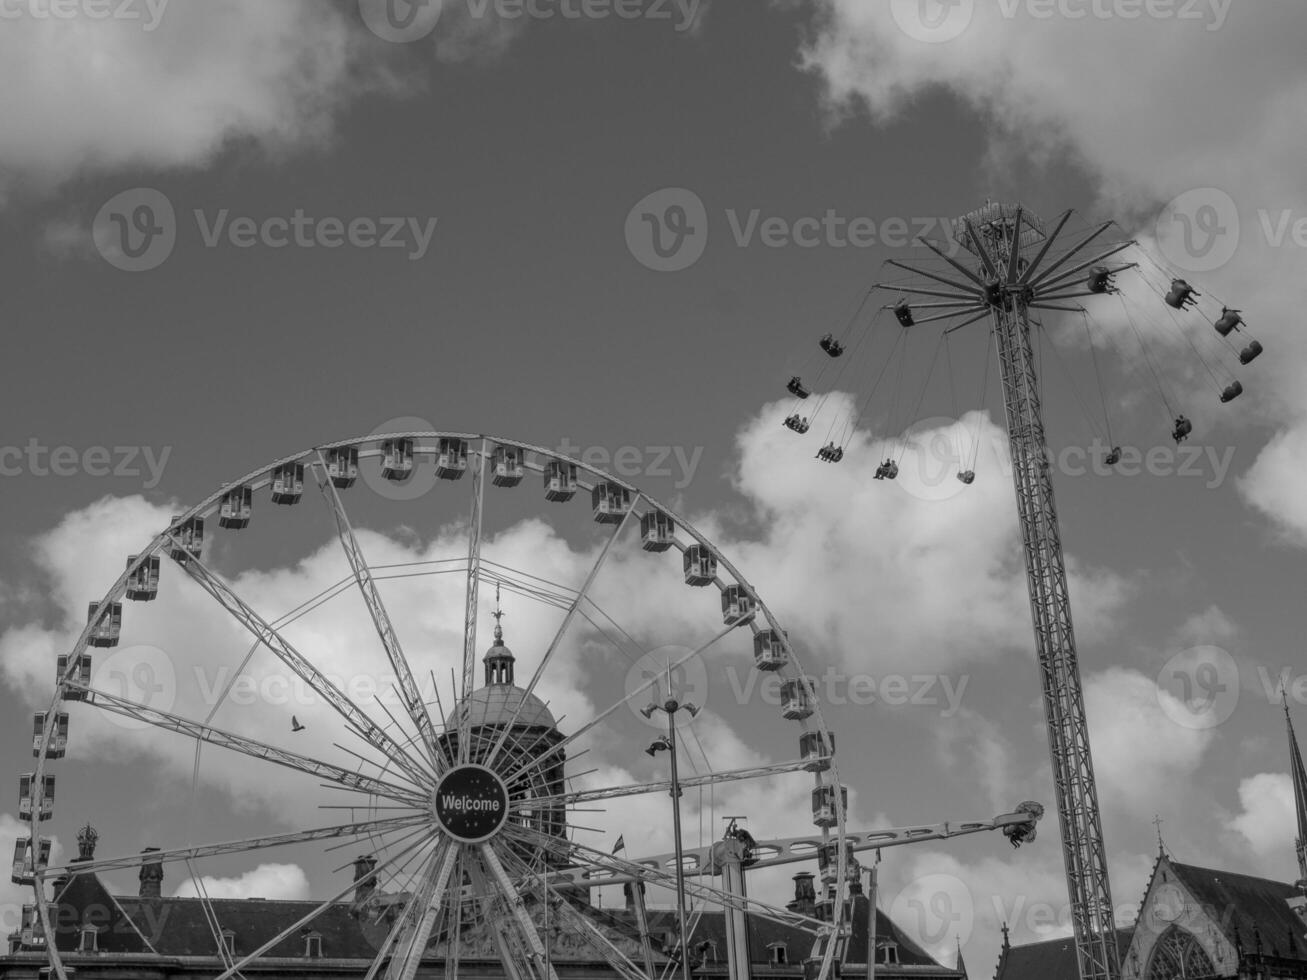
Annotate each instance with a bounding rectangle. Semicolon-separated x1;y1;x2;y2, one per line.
1145;925;1216;979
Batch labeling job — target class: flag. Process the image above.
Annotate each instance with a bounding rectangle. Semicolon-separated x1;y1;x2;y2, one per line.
612;835;625;854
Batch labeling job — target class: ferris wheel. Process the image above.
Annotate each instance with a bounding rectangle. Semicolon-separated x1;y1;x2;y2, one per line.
18;432;873;980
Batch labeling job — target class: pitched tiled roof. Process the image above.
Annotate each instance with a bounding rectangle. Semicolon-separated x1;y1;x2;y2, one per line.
1169;861;1307;957
993;927;1133;980
114;895;381;959
639;896;959;975
50;868;153;954
36;872;959;976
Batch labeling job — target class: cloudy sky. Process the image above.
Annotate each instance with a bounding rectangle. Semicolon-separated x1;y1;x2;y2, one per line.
2;0;1307;972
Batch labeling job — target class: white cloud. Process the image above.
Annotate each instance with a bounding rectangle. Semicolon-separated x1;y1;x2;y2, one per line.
1227;771;1296;864
933;707;1020;814
0;1;406;200
172;862;309;900
717;397;1127;675
1173;605;1239;648
1085;667;1215;816
1238;425;1307;547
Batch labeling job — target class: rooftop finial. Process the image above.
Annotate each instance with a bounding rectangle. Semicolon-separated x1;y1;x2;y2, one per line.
484;584;515;686
76;823;98;862
492;582;505;644
1153;814;1166;856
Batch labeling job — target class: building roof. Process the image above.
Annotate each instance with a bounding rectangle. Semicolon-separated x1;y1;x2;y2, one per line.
23;871;960;977
1169;860;1306;956
115;895;381;959
453;683;556;730
992;927;1133;980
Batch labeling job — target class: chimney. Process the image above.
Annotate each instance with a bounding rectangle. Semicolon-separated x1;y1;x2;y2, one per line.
139;847;164;898
352;855;378;903
787;872;816;916
623;880;646;912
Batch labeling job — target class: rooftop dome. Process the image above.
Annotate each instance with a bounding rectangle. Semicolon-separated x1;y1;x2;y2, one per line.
454;685;556;730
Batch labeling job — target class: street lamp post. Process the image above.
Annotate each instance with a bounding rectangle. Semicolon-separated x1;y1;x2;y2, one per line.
643;687;699;980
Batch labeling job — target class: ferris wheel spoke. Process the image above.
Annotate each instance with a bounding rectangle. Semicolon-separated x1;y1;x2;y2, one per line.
479;843;560;980
458;442;489;765
312;455;445;774
492;842;650;980
40;816;425;880
512;756;822;812
442;850;466;980
483;496;643;769
358;845;443;980
167;541;433;787
76;683;429;806
382;842;460;980
209;832;429;980
503;622;738;787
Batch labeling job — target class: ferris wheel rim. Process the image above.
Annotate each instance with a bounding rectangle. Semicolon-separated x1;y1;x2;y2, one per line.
31;429;853;980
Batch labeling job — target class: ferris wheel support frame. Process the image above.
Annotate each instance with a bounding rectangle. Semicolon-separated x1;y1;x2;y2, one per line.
27;431;865;980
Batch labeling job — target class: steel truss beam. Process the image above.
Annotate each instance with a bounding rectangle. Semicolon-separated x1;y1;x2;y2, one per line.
873;205;1122;980
169;541;433;788
76;684;427;806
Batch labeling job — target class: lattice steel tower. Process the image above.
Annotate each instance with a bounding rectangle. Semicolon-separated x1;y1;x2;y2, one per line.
879;202;1135;980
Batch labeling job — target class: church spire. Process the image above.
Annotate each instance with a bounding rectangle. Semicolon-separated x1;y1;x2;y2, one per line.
1153;814;1167;858
1284;691;1307;896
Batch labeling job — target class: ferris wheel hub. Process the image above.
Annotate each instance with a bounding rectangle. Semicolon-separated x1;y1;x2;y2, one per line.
432;763;510;844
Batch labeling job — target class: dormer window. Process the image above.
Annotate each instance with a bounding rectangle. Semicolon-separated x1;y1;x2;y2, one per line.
221;929;236;958
78;922;99;953
769;942;788;965
876;939;899;965
304;931;322;958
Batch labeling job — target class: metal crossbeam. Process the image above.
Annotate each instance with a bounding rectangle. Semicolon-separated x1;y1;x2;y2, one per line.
522;808;1035;889
515;757;826;811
